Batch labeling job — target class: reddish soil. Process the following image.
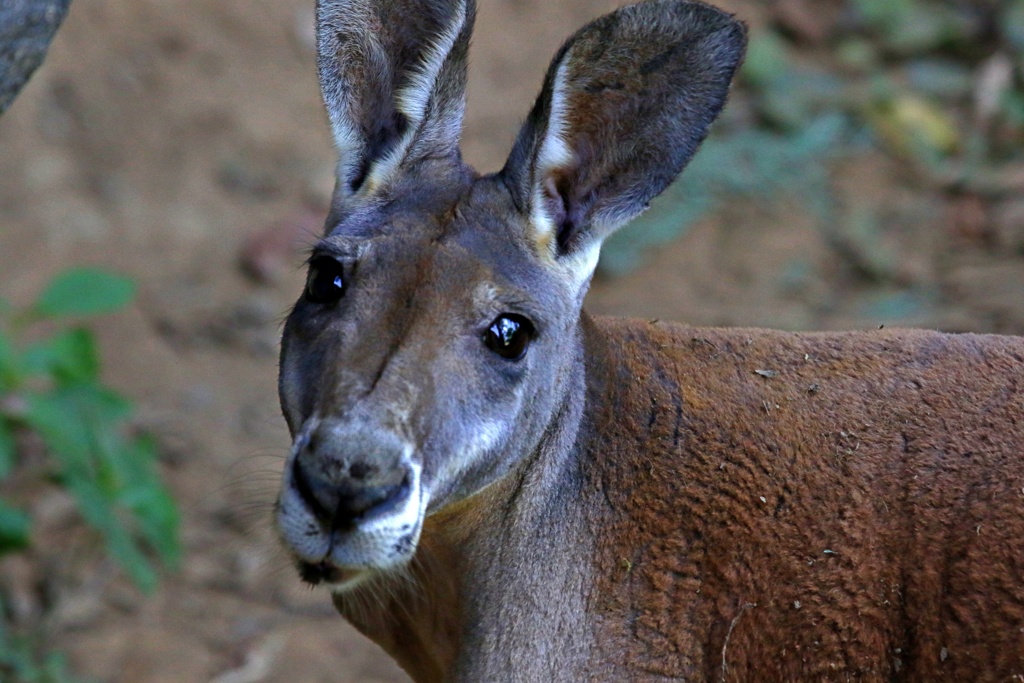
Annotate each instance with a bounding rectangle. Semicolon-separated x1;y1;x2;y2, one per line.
0;0;1020;681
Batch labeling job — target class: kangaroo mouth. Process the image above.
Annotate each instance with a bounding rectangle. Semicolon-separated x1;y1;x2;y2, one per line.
276;451;428;587
297;559;366;587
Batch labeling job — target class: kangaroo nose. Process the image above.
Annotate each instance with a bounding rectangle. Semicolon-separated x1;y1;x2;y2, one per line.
291;423;413;528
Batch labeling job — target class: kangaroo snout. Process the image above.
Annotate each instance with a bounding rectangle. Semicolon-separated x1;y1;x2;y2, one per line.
292;421;414;529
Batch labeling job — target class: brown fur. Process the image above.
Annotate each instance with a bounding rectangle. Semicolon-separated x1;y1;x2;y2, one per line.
582;317;1024;681
325;318;1024;682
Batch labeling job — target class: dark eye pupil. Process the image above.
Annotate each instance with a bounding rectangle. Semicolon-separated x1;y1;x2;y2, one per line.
305;257;345;304
485;315;533;360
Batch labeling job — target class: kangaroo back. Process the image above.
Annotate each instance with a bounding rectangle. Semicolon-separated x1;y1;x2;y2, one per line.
581;317;1024;680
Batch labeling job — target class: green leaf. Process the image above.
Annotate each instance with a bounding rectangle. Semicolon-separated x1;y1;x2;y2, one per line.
35;269;136;318
63;470;160;593
21;328;100;384
118;436;181;567
21;385;176;592
0;499;30;555
0;421;14;478
22;385;131;480
23;389;91;468
74;384;132;423
885;4;947;54
0;329;15;390
50;329;100;383
835;39;879;73
868;95;960;161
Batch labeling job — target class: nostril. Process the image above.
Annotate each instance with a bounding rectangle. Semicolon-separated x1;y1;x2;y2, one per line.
292;455;413;529
349;462;375;481
336;477;403;520
292;456;337;522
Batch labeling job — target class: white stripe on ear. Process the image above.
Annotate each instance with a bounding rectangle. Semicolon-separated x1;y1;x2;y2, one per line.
319;1;390;193
362;0;470;195
529;54;603;292
530;57;575;257
398;0;467;130
333;124;365;195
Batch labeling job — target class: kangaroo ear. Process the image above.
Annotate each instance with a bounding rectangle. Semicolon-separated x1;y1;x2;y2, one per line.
316;0;474;204
501;0;746;271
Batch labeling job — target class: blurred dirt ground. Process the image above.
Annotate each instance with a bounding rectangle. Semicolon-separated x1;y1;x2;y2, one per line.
0;0;1021;681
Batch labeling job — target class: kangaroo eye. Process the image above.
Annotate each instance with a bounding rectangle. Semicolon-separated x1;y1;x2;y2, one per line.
305;256;345;304
484;315;534;360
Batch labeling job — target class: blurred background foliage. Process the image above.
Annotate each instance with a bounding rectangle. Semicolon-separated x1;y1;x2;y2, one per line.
607;0;1024;276
0;270;179;682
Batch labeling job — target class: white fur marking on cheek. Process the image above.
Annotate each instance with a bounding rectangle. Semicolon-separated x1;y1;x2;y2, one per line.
362;0;468;193
436;416;510;495
472;419;507;456
531;57;576;256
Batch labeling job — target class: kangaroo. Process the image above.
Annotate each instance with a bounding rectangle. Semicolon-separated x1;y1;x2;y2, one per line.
274;0;1024;680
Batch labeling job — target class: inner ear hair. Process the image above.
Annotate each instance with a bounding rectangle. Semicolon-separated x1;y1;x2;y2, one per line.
505;0;748;264
541;173;574;254
316;0;475;203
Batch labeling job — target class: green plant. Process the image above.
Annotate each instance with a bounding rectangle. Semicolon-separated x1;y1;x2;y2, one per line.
0;268;180;681
0;614;88;683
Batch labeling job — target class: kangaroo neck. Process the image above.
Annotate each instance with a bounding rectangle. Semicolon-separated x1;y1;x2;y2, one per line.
336;319;594;682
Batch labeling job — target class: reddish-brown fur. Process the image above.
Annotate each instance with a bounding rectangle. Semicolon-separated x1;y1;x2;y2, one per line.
582;317;1024;680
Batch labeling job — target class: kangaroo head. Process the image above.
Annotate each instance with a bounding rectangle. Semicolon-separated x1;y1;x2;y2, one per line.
276;0;746;589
